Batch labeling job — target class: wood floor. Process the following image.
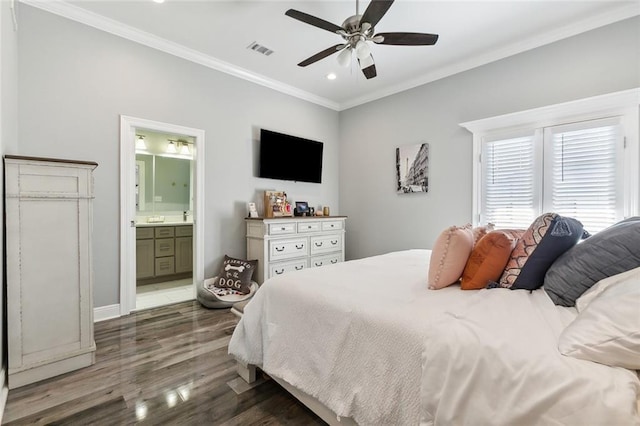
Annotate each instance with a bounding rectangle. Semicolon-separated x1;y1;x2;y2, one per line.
2;301;325;425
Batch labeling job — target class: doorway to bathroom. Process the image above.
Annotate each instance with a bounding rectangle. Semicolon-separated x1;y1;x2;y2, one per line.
120;116;205;315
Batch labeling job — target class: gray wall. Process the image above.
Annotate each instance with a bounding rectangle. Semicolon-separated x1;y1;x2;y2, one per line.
339;17;640;260
17;5;340;307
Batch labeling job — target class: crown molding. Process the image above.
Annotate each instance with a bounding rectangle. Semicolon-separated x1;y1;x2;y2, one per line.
19;0;639;112
459;87;640;134
340;3;640;111
19;0;341;111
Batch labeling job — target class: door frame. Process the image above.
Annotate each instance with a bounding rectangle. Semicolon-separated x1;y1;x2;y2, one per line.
119;115;205;315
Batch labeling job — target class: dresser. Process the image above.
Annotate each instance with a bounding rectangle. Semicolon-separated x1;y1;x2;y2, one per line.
5;155;97;389
246;216;347;284
136;224;193;284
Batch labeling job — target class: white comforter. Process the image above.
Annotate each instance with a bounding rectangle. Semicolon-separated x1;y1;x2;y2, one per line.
228;249;640;425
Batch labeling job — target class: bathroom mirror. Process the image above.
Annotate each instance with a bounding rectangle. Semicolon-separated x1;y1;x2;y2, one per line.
136;153;192;213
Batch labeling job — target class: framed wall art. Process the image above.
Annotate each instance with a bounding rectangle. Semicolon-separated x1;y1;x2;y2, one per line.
396;143;429;194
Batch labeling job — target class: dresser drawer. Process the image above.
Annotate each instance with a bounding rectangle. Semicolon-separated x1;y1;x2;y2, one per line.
136;227;154;240
310;253;341;268
155;257;175;276
155;238;175;257
322;220;344;231
310;234;343;255
297;221;321;233
269;259;308;278
175;225;193;237
269;238;308;261
268;222;297;235
155;227;175;238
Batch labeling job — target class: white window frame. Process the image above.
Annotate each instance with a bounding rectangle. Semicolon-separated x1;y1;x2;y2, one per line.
460;88;640;227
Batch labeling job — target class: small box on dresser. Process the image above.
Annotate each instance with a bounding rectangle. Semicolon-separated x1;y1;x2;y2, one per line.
246;216;347;284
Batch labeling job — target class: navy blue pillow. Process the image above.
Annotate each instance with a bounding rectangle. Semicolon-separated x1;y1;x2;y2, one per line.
500;213;586;291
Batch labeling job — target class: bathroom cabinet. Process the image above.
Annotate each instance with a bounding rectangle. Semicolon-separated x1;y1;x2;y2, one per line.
136;223;192;284
5;155;97;389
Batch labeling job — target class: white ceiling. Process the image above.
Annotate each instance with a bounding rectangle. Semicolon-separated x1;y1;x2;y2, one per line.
27;0;639;110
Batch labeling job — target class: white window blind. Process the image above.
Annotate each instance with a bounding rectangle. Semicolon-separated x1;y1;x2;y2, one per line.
544;119;623;233
481;135;537;229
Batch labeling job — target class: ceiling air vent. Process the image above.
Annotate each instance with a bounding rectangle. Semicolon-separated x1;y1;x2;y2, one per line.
247;41;274;56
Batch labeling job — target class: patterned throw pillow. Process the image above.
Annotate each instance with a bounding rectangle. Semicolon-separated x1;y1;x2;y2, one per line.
461;230;518;290
498;213;585;290
428;224;475;289
212;255;258;294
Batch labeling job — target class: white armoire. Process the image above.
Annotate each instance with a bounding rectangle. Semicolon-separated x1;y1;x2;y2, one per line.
5;155;98;389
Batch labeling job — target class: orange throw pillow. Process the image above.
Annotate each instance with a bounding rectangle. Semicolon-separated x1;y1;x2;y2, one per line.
461;231;518;290
472;223;495;245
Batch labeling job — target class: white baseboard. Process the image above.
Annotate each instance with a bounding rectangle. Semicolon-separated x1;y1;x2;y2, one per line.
0;367;8;424
94;304;121;322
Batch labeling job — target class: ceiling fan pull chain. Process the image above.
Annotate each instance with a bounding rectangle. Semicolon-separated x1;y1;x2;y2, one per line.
356;0;359;16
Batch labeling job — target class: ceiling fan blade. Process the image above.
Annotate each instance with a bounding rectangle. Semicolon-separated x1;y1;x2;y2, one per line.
285;9;344;34
358;54;377;79
374;32;439;46
360;0;395;28
297;44;346;67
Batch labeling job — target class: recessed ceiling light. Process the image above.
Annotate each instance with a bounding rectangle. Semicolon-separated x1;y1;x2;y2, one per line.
153;0;165;3
326;73;337;80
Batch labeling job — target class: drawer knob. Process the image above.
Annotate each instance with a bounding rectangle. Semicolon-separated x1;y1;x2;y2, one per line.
295;244;304;249
330;224;334;228
307;225;312;229
295;265;303;270
331;240;338;245
331;259;338;264
281;227;286;231
275;269;284;274
275;246;285;252
315;242;323;247
315;262;322;267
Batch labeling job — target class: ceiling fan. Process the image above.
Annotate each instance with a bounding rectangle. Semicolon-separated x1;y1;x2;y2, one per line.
285;0;439;80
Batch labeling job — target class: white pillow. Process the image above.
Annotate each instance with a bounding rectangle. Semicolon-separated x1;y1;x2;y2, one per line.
558;274;640;370
575;266;640;313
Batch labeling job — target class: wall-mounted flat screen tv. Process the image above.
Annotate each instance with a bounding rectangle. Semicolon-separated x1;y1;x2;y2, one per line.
259;129;323;183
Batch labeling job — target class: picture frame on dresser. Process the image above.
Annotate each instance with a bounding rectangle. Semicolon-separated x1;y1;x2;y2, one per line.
294;201;309;216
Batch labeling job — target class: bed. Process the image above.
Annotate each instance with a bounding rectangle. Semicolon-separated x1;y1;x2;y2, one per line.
228;249;640;425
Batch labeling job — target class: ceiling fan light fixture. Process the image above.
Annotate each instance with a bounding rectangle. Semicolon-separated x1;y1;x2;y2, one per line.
336;47;352;67
326;73;337;80
355;39;370;60
286;0;439;80
359;54;374;69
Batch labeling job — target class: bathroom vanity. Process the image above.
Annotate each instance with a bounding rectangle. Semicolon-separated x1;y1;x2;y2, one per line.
136;222;193;284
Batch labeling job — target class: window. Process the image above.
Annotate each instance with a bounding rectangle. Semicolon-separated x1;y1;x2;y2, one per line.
543;119;623;233
482;134;538;228
482;118;623;232
461;89;639;233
